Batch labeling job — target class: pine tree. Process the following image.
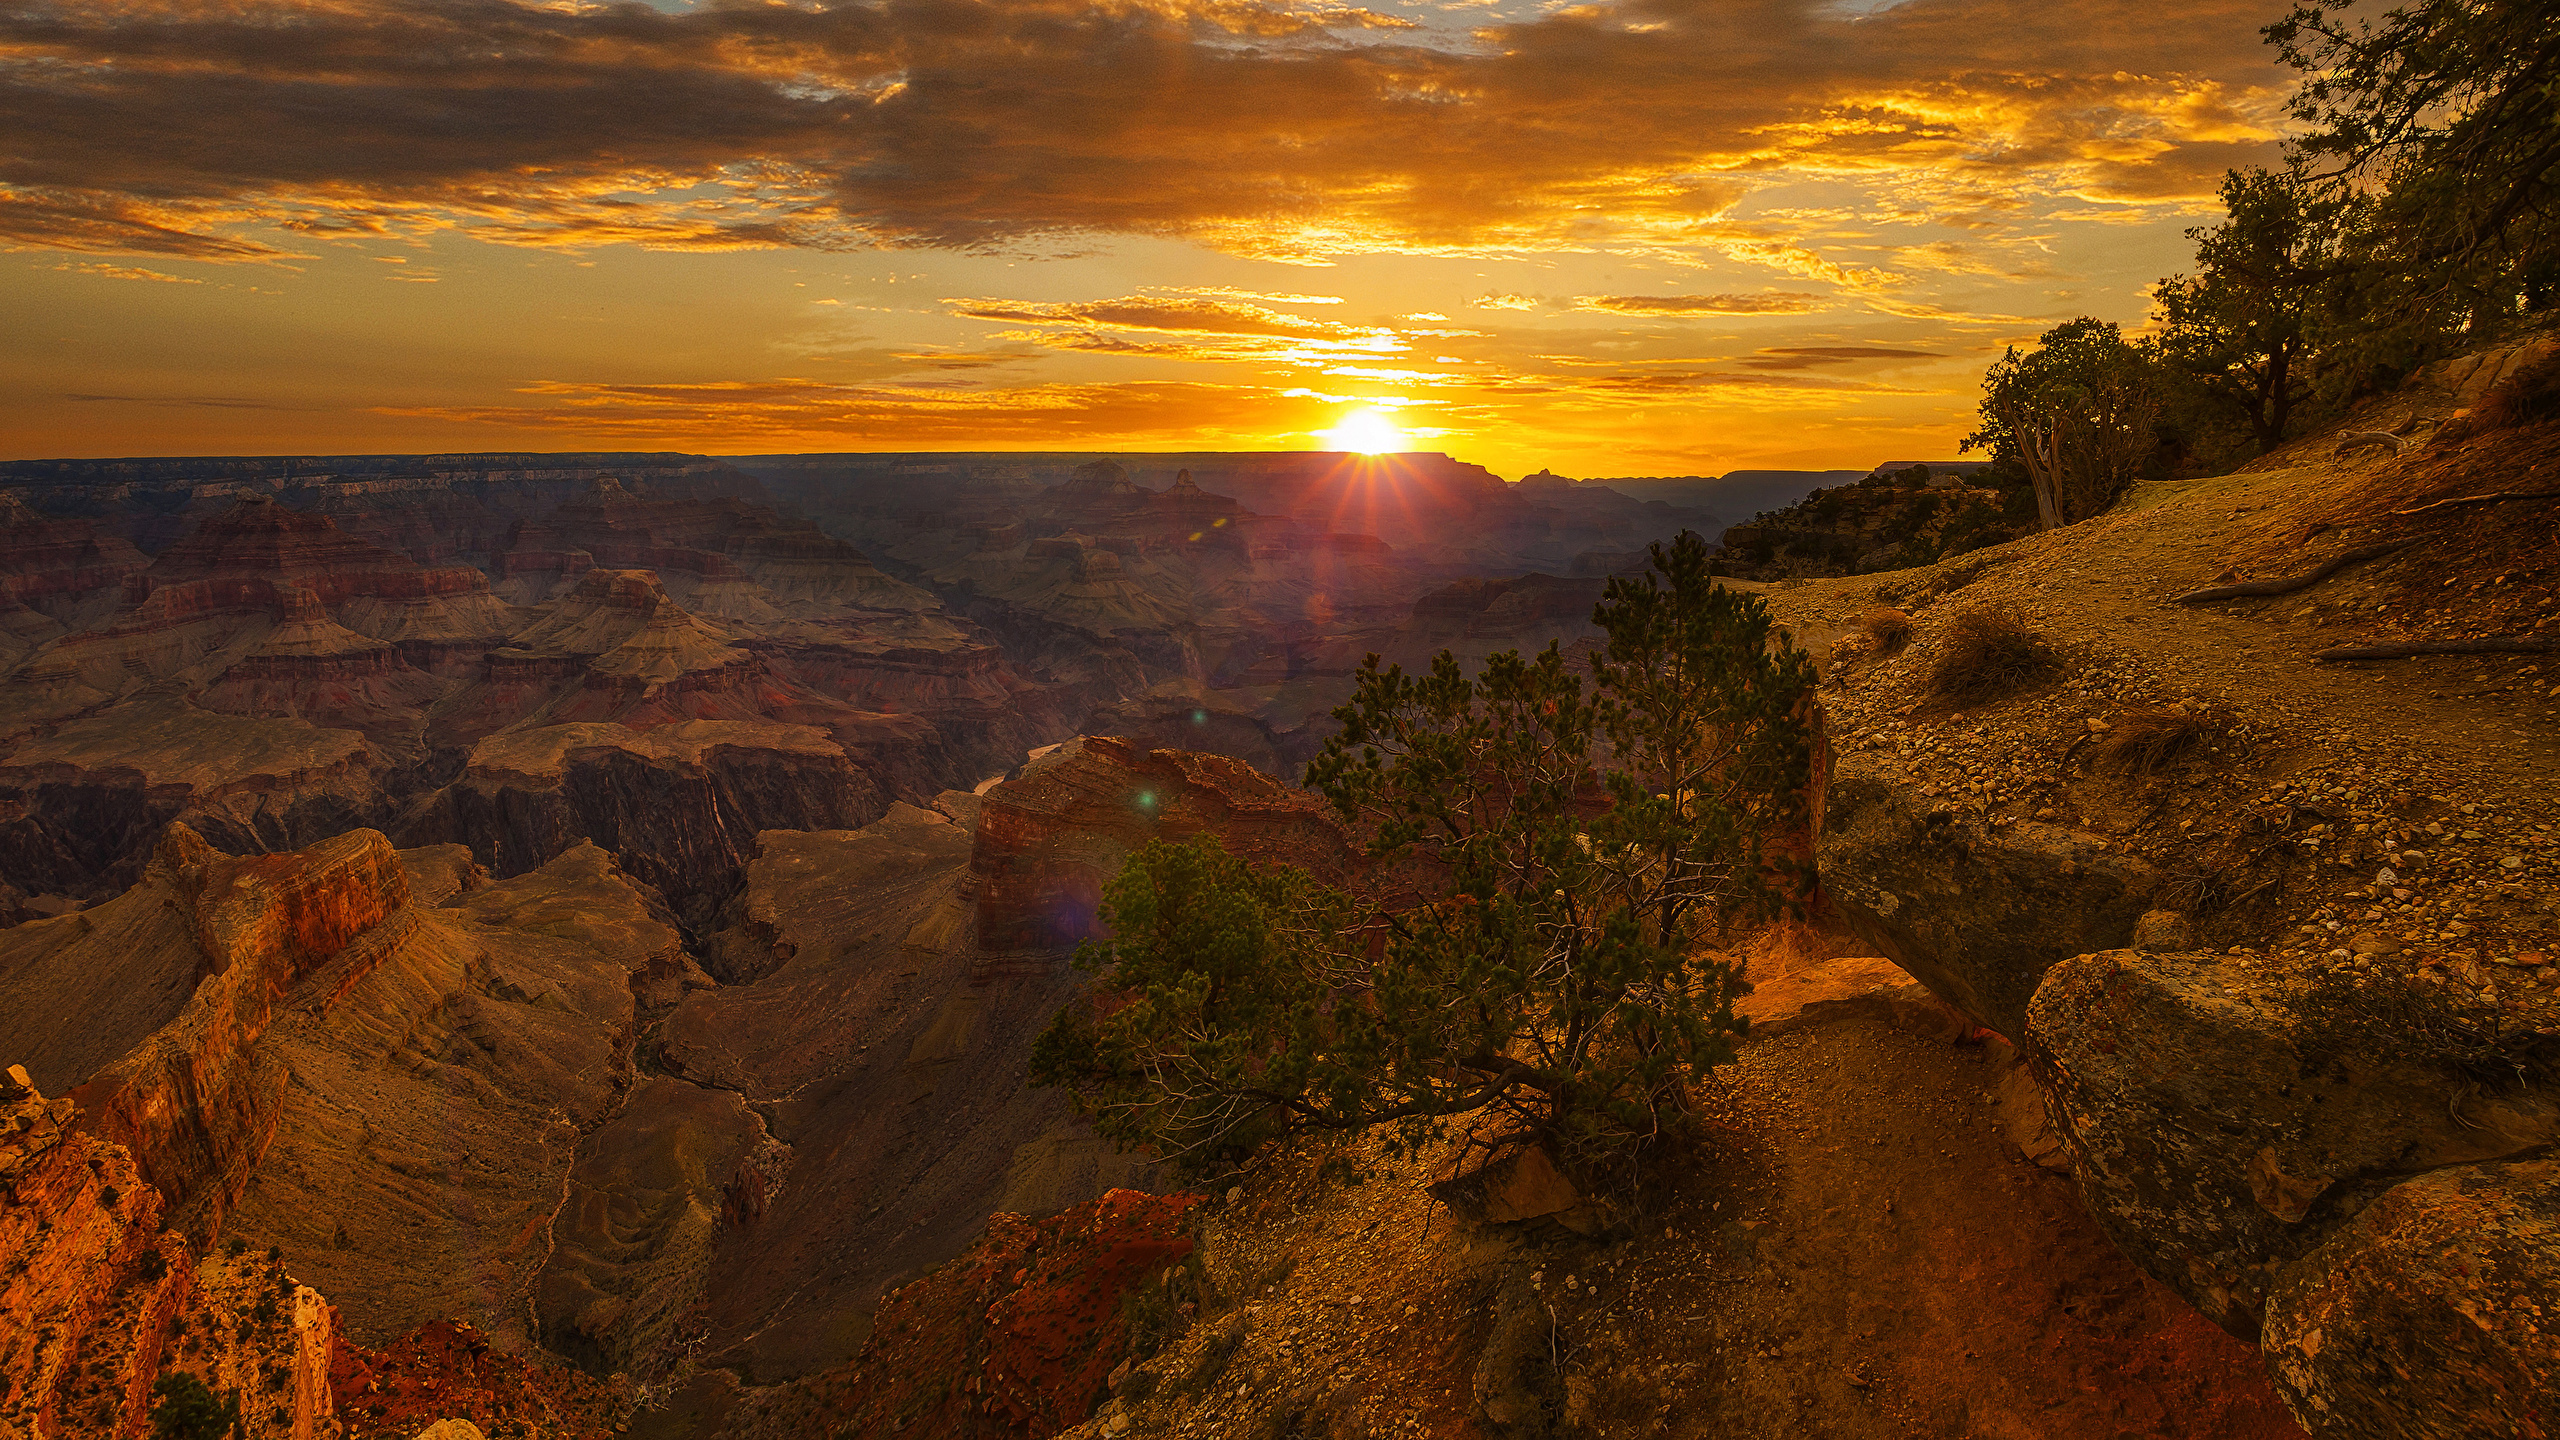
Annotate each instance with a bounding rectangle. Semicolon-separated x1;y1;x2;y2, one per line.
1032;532;1815;1186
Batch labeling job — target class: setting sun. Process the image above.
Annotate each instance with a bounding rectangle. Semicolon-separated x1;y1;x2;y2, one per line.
1323;409;1406;454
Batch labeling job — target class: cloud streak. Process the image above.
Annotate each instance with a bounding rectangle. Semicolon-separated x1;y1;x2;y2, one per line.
0;0;2288;266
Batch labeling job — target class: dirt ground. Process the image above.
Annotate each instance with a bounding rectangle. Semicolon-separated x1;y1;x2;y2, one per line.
1084;1001;2298;1440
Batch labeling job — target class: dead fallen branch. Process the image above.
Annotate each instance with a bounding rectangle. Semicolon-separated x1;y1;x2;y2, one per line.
2393;488;2560;517
2172;541;2407;604
2335;431;2408;456
2314;637;2556;662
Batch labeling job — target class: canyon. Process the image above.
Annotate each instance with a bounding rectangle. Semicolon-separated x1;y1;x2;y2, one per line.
1;351;2554;1440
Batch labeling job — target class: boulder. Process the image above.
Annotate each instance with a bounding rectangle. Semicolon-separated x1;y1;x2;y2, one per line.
1430;1145;1583;1226
1817;754;2157;1037
2261;1157;2560;1439
2027;949;2560;1337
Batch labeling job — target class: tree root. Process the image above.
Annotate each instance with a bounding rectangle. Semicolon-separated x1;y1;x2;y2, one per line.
2172;541;2407;604
2314;636;2556;662
2394;488;2560;517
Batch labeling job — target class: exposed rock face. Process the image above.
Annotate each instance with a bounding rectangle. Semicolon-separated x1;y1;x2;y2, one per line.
0;820;759;1374
0;1066;193;1440
0;688;387;899
718;1189;1200;1440
972;735;1356;951
0;1064;357;1440
64;825;413;1235
2029;950;2560;1339
664;803;1156;1383
1818;753;2157;1038
415;719;879;923
0;480;1097;913
2261;1157;2560;1440
328;1320;625;1440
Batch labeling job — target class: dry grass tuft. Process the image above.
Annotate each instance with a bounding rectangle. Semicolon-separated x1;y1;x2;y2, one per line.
1860;606;1914;654
2090;706;2223;777
1925;607;2061;709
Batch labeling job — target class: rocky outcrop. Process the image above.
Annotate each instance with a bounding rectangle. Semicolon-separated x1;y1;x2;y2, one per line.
1817;753;2158;1038
1;820;744;1371
664;803;1154;1383
0;501;146;644
0;1065;193;1440
1;1060;359;1440
2261;1157;2560;1439
328;1319;625;1440
972;735;1357;951
415;719;880;922
62;826;410;1234
2029;950;2560;1338
718;1189;1200;1440
0;687;387;899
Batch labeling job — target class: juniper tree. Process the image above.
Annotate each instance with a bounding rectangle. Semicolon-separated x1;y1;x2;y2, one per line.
1031;532;1816;1184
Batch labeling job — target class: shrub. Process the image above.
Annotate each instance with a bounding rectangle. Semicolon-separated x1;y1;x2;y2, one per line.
1860;607;1914;655
1926;608;2061;709
1035;532;1816;1186
149;1374;237;1440
2090;706;2222;777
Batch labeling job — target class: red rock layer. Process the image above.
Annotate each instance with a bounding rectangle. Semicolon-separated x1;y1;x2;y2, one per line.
971;735;1358;950
721;1189;1201;1440
328;1319;622;1440
139;496;490;609
0;507;148;610
0;1067;193;1440
69;824;411;1237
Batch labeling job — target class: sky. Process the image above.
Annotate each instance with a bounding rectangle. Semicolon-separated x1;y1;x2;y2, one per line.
0;0;2302;477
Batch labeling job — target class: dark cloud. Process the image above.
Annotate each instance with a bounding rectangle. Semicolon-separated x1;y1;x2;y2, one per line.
1575;293;1829;316
1741;344;1945;368
0;0;2290;262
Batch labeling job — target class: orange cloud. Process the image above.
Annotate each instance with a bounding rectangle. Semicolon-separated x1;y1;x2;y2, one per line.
0;0;2289;267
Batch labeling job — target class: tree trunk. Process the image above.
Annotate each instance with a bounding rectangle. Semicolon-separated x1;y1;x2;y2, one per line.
2000;400;2067;531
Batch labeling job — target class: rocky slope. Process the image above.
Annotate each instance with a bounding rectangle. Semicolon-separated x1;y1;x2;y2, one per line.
1;1062;624;1440
1779;334;2560;1436
3;732;1371;1436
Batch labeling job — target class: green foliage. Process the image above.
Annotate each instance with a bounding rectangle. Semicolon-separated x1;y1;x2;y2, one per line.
1963;318;2161;527
2270;0;2560;324
1033;533;1815;1184
2151;169;2355;460
149;1374;238;1440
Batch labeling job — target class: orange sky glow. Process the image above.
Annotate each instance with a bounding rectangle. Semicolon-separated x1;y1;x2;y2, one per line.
0;0;2300;477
